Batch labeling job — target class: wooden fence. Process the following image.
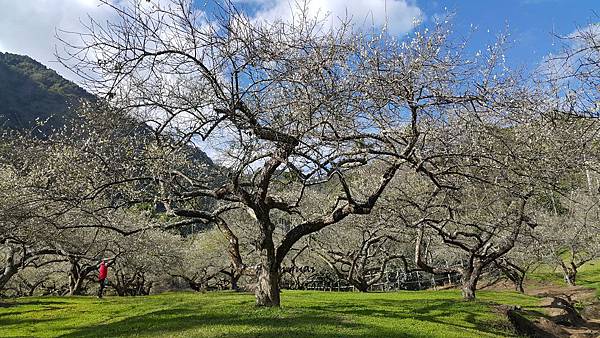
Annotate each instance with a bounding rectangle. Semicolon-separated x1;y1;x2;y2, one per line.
282;270;464;292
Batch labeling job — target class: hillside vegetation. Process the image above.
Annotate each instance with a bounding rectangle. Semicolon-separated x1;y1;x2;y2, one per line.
0;52;91;131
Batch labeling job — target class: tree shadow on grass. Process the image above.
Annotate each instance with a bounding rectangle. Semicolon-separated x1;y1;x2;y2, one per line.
0;316;56;327
302;298;516;337
1;299;72;308
56;308;391;338
0;294;530;337
0;300;66;319
52;296;522;338
0;307;61;320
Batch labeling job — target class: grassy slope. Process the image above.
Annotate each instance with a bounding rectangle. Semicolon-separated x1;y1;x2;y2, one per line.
578;262;600;295
529;260;600;297
0;290;541;338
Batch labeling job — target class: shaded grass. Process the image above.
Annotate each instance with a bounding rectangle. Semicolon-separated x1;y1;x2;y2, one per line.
0;290;541;337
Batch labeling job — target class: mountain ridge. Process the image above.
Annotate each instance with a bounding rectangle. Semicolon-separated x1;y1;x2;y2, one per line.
0;52;213;166
0;52;93;131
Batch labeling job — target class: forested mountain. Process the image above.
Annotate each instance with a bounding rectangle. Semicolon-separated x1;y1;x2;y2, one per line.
0;52;213;164
0;52;93;131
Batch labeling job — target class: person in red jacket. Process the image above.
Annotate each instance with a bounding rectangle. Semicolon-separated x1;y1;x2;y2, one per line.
98;259;108;298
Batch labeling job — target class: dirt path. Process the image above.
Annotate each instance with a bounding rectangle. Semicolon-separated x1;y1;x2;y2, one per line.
525;284;600;338
526;284;597;303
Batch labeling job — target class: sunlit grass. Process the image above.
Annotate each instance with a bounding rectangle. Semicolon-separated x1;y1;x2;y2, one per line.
0;290;543;338
529;259;600;297
577;261;600;297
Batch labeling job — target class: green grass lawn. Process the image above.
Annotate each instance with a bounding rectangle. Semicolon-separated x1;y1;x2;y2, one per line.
0;290;542;338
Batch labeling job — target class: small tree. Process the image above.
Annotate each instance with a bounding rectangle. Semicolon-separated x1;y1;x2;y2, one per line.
312;212;412;292
536;190;600;286
170;228;231;291
0;136;61;291
494;233;542;293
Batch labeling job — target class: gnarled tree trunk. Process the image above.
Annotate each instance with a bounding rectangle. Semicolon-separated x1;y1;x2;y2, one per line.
560;261;577;286
67;258;99;296
0;265;18;291
0;246;19;290
256;267;280;306
564;269;577;287
221;268;242;291
461;263;482;301
68;261;85;296
69;276;85;296
495;259;527;293
350;280;369;292
216;219;245;292
230;273;240;291
256;223;280;305
255;242;280;307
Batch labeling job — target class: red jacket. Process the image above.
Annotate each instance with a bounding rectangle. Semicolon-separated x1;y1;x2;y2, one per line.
98;262;108;280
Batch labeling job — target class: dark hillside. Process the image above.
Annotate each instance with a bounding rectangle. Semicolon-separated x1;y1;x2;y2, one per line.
0;52;93;131
0;52;213;165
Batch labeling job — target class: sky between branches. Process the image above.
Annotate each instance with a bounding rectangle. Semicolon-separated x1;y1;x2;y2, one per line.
0;0;596;84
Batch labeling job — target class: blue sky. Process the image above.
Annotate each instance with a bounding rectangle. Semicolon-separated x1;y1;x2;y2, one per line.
213;0;598;70
418;0;598;69
0;0;597;81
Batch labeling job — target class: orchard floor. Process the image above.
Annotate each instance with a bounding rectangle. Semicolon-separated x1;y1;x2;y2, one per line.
530;259;600;298
0;290;543;338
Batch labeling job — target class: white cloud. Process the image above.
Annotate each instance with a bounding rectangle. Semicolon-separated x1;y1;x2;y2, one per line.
244;0;423;35
0;0;118;83
0;0;423;85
